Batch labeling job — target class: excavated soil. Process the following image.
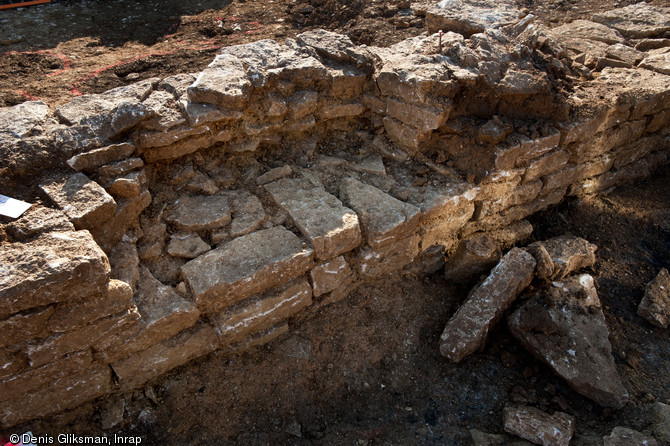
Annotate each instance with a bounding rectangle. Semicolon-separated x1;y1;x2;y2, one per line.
2;0;670;444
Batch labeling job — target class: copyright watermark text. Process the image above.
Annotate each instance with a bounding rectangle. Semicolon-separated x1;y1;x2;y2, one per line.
5;433;142;445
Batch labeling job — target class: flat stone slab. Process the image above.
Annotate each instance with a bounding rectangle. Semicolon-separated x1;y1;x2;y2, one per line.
165;195;231;231
181;226;314;312
187;54;251;109
549;20;624;45
638;267;670;328
508;274;630;408
310;256;354;297
5;205;74;240
503;405;575;446
40;173;117;230
0;100;51;138
229;191;267;237
603;427;659;446
424;0;524;37
265;177;362;260
67;143;135;172
440;247;536;362
0;231;110;319
592;3;670;39
167;233;211;258
526;235;597;280
340;178;420;249
639;47;670;75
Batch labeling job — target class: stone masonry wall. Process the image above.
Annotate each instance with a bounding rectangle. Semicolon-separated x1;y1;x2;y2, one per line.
1;1;669;427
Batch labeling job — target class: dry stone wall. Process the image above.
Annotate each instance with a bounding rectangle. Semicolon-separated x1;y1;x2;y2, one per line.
1;1;670;427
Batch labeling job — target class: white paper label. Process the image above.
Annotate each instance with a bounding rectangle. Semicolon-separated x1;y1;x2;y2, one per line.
0;194;32;219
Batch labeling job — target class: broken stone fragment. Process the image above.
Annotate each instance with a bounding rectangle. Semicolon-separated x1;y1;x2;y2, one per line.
167;233;211;259
424;0;524;36
444;233;502;284
256;165;293;185
187;54;251;109
310;256;354;297
185;171;218;195
265;177;362;260
526;235;597;280
638;267;670;328
5;205;74;241
296;29;378;71
181;226;314;312
340;177;420;249
0;100;51;138
229;191;267;238
508;274;629;408
165;195;231;231
40;173;117;230
67;142;135;172
0;306;55;349
549;19;625;45
603;427;659;446
106;170;146;198
639;47;670;75
440;248;536;362
503;405;575;446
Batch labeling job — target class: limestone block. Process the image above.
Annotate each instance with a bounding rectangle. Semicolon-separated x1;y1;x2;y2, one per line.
310;256;354;297
159;73;196;99
613;134;665;169
0;100;51;138
106;170;146;198
317;102;365;120
94;267;200;363
526;236;597;280
508;275;629;408
424;0;523;36
138;124;209;149
165;195;231;231
478;180;543;219
0;306;54;349
350;156;386;176
187;54;251;109
181;226;314;312
592;3;670;39
639;47;670;75
257;165;293;185
494;130;561;170
330;67;367;98
183;100;243;126
40;173;116;230
289;90;319;119
227;322;289;353
111;323;218;391
646;108;670;133
383;117;423;151
606;43;644;65
229;191;267;237
638;267;670;328
167;233;211;258
5;206;74;241
0;362;112;428
0;231;110;319
109;241;140;292
440;248;536;362
522;149;569;182
265;177;362;260
549;19;625;45
567;119;646;163
421;202;475;252
213;277;312;346
110;102;154;134
90;190;151;249
386;99;448;132
48;279;134;333
296;29;377;70
97;157;144;180
444;233;502;284
142;89;187;131
67;143;135;172
603;427;659;446
357;234;420;278
503;405;575;446
340;178;420;249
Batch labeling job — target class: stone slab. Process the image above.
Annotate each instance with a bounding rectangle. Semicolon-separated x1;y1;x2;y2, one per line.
310;256;354;297
592;3;670;39
165;195;231;231
340;178;420;249
181;226;314;312
440;248;536;362
424;0;524;36
603;427;659;446
5;205;74;241
0;231;110;319
229;191;267;238
67;143;135;172
167;233;211;258
526;236;597;280
265;177;362;260
638;267;670;328
0;100;50;139
187;54;251;109
40;173;116;230
0;306;54;349
503;405;575;446
357;234;421;278
549;19;625;45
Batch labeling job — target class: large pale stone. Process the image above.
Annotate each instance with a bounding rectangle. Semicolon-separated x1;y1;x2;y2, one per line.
526;236;597;280
503;405;575;446
296;29;377;70
213;277;312;345
187;54;251;109
310;256;354;297
639;47;670;75
592;3;670;39
424;0;524;36
111;323;218;391
167;233;211;258
340;178;420;249
549;20;624;45
165;195;231;231
638;267;670;328
0;100;51;138
67;143;135;173
265;177;362;260
386;98;448;131
181;226;314;312
508;274;629;408
5;205;74;241
0;231;110;319
40;173;116;230
440;248;536;362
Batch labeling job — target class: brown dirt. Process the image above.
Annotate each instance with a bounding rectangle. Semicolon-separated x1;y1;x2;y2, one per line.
2;0;670;444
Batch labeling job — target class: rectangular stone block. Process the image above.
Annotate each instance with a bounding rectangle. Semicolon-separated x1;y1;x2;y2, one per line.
386;98;448;132
317;102;365;120
440;248;536;362
523;149;569;182
138;124;209;149
111;323;218;391
0;306;54;349
0;231;110;320
383;116;423;151
310;256;354;297
227;322;289;353
420;203;475;252
187;54;251;109
90;190;151;249
181;226;314;312
214;277;312;345
67;143;135;172
340;178;421;249
478;180;543;219
567;119;646;163
559;110;608;146
495;130;561;171
264;177;362;260
357;234;420;278
5;206;74;241
613;134;666;169
40;173;116;230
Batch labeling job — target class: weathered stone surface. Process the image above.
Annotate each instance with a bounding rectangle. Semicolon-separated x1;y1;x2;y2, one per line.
638;267;670;328
639;47;670;75
444;233;502;284
317;102;365;120
646;402;670;443
165;195;231;231
181;226;314;312
526;236;597;280
49;279;134;332
229;191;267;238
592;3;670;39
97;157;144;180
636;38;670;51
66;143;135;172
265;177;362;260
550;19;625;45
495;130;562;170
214;277;312;345
90;190;151;249
469;429;507;446
5;205;74;241
503;405;575;446
40;173;116;230
357;234;421;278
603;427;659;446
508;274;629;408
310;256;354;297
142;89;187;131
340;178;420;249
0;100;51;138
227;322;289;353
606;43;644;65
383;117;423;151
296;29;377;70
257;165;293;185
386;98;448;132
523;149;569;182
167;233;211;258
187;54;251;109
0;306;54;349
138;123;208;149
424;0;524;36
0;231;110;319
111;323;218;391
0;362;112;428
110;102;154;134
350;156;387;176
106;170;146;198
440;248;536;362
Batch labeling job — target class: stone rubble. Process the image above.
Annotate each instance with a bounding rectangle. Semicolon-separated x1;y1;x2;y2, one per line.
638;267;670;328
603;427;659;446
503;405;575;446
